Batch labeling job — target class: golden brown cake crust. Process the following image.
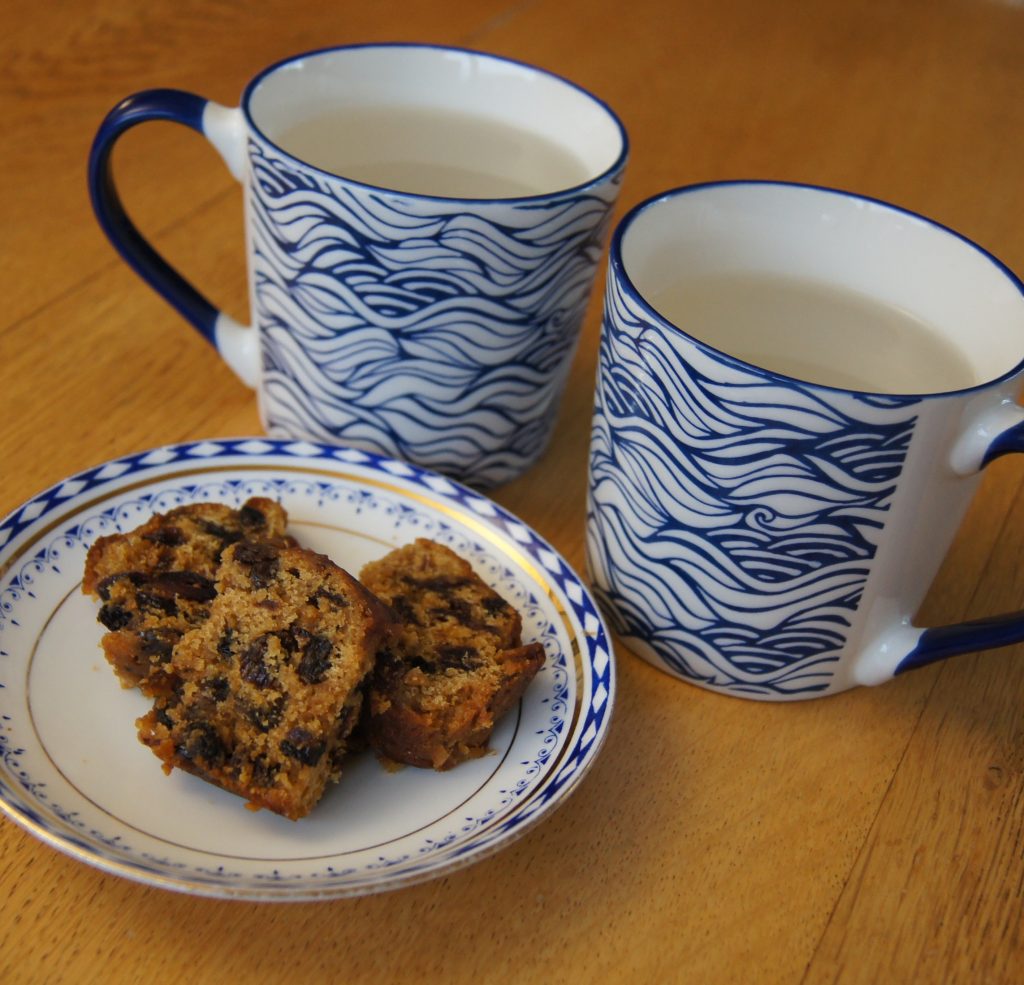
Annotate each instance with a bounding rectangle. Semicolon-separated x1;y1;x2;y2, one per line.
359;538;544;770
82;498;290;694
136;540;391;820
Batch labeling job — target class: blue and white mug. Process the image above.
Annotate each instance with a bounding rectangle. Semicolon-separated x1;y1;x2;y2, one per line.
587;181;1024;700
89;44;628;487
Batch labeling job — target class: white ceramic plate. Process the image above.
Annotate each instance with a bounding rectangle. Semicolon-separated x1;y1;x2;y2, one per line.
0;438;614;901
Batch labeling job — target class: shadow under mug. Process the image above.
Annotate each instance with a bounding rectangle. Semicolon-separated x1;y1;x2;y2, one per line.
89;43;628;487
587;180;1024;700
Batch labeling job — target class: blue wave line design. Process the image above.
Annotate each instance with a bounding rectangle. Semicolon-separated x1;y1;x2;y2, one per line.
248;142;621;485
586;274;920;696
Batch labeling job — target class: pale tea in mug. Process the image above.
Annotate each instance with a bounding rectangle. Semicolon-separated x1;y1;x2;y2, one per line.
276;105;594;199
648;273;975;394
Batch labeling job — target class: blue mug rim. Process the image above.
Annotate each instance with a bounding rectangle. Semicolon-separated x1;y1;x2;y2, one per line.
240;42;629;205
608;179;1024;399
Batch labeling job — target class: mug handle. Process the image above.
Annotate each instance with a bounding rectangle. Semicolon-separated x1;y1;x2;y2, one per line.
856;400;1024;684
87;89;259;387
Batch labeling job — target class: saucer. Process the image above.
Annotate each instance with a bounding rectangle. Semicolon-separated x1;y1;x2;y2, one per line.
0;438;614;900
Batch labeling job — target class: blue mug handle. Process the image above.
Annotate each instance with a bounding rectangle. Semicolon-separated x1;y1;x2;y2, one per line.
858;403;1024;683
87;89;259;386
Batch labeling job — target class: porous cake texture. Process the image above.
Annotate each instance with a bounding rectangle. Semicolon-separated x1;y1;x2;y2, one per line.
360;538;545;770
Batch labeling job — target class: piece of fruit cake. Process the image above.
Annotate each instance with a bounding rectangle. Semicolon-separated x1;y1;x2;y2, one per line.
137;540;391;820
359;538;545;771
82;498;291;695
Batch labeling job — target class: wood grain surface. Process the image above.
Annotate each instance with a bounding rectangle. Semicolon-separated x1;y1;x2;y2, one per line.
2;1;1024;982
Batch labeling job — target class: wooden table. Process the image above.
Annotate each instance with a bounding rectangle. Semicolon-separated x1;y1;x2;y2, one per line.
3;1;1023;981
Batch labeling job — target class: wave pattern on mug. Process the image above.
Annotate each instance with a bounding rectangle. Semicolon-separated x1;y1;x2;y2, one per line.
248;142;621;486
587;276;920;696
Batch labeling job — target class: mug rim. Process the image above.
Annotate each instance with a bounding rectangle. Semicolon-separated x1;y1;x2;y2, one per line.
609;179;1024;399
240;41;629;205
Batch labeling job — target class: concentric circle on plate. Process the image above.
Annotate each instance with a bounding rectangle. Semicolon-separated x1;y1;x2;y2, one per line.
0;439;615;900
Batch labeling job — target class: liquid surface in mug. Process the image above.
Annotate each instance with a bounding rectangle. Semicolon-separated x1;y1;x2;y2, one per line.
274;105;591;198
648;273;978;393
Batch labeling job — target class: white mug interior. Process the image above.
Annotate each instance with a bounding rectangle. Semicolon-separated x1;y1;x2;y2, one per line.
243;44;626;198
618;182;1024;392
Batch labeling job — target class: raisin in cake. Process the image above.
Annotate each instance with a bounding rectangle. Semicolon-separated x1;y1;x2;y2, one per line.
137;540;391;820
82;498;290;694
359;538;545;771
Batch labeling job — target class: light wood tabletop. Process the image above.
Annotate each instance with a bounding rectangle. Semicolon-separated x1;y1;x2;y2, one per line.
3;1;1024;982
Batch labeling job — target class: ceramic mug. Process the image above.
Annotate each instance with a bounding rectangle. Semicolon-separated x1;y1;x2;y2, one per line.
586;180;1024;700
88;44;628;487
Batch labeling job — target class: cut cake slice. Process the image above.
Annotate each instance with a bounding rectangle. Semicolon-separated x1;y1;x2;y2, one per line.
137;540;391;820
359;538;545;771
82;498;290;695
